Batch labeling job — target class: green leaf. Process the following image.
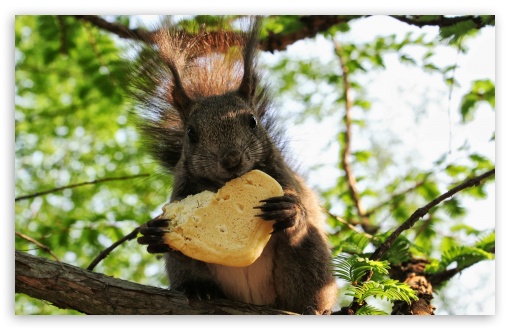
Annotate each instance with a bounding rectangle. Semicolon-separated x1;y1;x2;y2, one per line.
475;231;495;252
333;232;372;255
445;164;470;178
332;254;389;284
459;79;495;122
347;279;418;305
426;245;495;274
352;150;372;164
355;304;388;315
416;181;440;200
450;224;482;236
383;236;414;264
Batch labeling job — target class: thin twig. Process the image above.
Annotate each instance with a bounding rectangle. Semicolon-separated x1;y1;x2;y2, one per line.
324;208;373;239
56;16;68;55
15;174;150;202
370;168;495;262
87;226;141;271
15;231;60;262
333;39;376;235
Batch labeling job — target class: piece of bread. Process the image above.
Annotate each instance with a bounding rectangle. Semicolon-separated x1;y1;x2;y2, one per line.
160;170;283;267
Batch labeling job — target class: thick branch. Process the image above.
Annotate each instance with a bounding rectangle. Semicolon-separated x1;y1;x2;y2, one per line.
262;15;366;52
73;15;155;43
71;15;494;54
390;15;495;29
72;15;367;52
15;251;295;315
390;259;435;315
370;168;495;261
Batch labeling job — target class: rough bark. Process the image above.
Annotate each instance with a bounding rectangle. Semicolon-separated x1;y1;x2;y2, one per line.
390;259;435;315
15;250;295;315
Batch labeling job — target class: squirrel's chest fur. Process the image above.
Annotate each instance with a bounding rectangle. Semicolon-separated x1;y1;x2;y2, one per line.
208;238;276;306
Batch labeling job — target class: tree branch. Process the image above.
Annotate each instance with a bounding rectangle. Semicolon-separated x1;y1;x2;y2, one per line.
15;174;150;202
370;168;495;262
72;15;368;52
261;15;366;52
15;251;295;315
324;208;373;239
390;259;435;315
71;15;494;54
73;15;155;43
390;15;495;29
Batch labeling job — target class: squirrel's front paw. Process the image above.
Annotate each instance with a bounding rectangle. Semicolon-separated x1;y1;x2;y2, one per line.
138;219;174;253
255;195;300;233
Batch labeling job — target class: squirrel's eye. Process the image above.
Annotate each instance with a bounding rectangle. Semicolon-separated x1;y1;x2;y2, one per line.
249;115;258;129
187;126;198;143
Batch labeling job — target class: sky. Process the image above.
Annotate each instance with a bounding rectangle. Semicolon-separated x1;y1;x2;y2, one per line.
3;0;507;327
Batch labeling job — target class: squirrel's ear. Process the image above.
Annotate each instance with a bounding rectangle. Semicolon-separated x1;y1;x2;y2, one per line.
167;63;193;118
238;16;262;105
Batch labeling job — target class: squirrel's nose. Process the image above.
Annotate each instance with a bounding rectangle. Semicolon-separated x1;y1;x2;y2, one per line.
220;150;243;171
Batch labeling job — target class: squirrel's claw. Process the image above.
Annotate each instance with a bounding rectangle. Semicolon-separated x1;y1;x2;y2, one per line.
146;243;173;254
138;218;172;253
255;195;299;233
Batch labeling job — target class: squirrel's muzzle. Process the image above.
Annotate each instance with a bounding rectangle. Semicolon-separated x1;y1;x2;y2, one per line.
220;150;244;171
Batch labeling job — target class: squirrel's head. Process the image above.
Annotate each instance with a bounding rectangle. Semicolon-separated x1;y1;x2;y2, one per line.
180;92;273;185
160;17;276;185
131;17;283;186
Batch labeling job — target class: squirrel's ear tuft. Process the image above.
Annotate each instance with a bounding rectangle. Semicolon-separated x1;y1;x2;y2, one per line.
167;63;193;119
238;16;263;106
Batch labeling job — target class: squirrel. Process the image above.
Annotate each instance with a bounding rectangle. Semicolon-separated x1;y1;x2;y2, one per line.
133;16;337;315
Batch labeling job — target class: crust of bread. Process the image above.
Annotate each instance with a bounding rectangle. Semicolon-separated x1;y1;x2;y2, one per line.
161;170;282;267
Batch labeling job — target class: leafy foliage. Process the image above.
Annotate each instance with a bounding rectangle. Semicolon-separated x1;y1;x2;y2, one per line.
332;254;418;314
355;304;388;315
330;231;371;255
459;79;495;122
348;279;418;306
332;254;389;284
425;233;495;274
15;15;171;314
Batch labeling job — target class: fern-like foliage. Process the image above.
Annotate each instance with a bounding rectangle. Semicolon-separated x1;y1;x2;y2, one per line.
425;245;495;274
332;254;389;284
355;304;388;315
332;254;419;314
347;279;418;305
373;233;420;264
475;231;495;252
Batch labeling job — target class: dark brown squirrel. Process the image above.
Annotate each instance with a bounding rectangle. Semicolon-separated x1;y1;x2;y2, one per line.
133;16;337;314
